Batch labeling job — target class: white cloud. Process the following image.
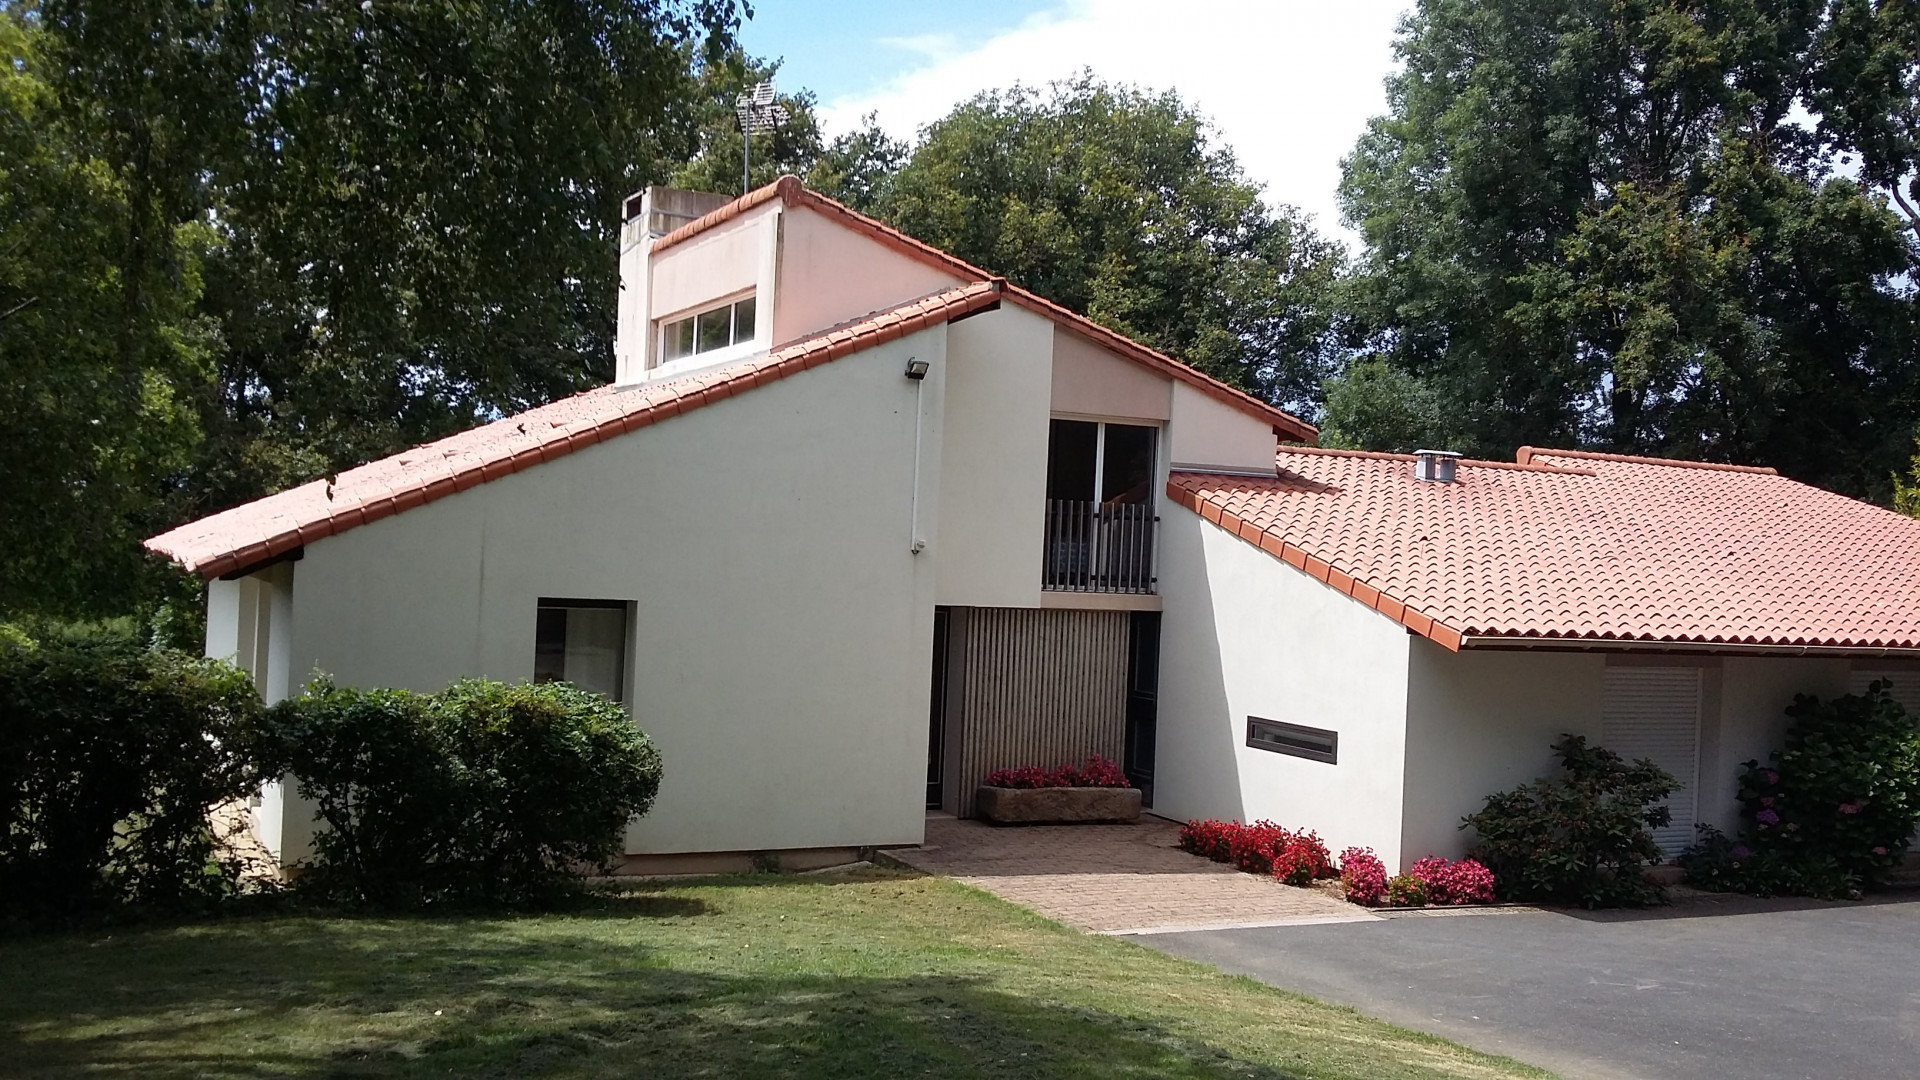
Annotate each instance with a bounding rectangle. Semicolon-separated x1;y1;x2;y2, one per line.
819;0;1410;245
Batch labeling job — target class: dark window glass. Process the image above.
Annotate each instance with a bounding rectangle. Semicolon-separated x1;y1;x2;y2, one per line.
732;296;756;342
1246;717;1338;764
534;599;628;702
663;317;695;360
1101;423;1156;505
1047;419;1099;501
695;305;732;352
533;607;567;684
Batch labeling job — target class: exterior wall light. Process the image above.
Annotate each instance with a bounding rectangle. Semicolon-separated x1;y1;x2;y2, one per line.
904;357;930;380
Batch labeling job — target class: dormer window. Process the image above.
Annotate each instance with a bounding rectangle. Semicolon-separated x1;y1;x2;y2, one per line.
660;295;756;363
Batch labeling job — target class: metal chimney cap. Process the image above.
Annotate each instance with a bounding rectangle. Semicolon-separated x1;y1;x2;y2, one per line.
1413;449;1463;483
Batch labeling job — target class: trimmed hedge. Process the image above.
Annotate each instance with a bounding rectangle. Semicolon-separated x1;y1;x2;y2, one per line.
0;625;262;920
251;678;662;909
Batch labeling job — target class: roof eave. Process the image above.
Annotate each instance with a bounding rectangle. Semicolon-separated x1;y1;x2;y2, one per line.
1457;634;1920;660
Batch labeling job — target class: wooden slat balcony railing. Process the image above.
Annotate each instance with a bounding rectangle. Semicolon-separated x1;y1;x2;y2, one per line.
1042;499;1157;594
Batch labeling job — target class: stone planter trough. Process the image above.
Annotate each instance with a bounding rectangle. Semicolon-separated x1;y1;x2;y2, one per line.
974;785;1142;825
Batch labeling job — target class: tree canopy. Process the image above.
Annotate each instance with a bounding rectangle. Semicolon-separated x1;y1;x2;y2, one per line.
1330;0;1919;499
2;0;743;617
831;76;1348;411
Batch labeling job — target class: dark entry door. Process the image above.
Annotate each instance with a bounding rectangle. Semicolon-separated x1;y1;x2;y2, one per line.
927;607;951;808
1124;611;1160;805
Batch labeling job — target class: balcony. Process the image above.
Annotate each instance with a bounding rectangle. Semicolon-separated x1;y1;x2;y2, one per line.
1042;499;1157;594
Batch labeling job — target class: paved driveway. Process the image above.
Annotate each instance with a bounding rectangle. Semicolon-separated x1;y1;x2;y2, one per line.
887;814;1358;933
1145;890;1920;1080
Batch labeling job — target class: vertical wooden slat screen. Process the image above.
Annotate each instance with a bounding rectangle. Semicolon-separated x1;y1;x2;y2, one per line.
947;608;1130;817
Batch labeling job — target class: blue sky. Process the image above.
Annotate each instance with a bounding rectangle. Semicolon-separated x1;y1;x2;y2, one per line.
738;1;1047;105
735;1;1412;244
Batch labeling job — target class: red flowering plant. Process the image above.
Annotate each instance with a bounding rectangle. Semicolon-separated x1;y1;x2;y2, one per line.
1338;847;1388;906
1177;819;1237;862
1178;819;1339;883
1271;831;1334;886
983;755;1132;790
1408;856;1497;905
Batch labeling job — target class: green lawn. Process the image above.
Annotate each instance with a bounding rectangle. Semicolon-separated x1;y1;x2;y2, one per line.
0;867;1551;1079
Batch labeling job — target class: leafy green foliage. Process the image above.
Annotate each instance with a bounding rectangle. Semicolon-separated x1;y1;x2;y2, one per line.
1385;873;1429;906
1681;683;1920;898
1337;0;1920;497
250;677;663;909
0;623;262;920
189;0;745;506
668;48;825;197
805;112;908;214
3;0;743;619
1463;734;1678;908
862;75;1348;411
0;12;214;616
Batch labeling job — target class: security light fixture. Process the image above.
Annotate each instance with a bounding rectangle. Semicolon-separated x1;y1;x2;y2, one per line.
734;81;789;195
904;357;930;381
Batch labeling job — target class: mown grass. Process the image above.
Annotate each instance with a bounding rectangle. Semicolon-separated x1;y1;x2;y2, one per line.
0;867;1552;1079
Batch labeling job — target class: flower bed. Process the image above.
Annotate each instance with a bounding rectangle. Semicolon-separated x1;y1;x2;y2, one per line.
983;755;1131;789
1176;819;1336;886
976;755;1139;824
1178;826;1497;907
1338;848;1496;908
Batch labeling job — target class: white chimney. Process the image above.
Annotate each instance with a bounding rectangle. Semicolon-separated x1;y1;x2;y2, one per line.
613;187;733;384
1414;449;1462;483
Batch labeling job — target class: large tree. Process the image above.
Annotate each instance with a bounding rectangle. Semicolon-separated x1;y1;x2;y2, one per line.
849;76;1347;411
1333;0;1919;498
3;0;742;618
0;10;212;615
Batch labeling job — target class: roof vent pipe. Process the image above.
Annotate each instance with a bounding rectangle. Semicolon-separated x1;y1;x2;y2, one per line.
1414;449;1462;483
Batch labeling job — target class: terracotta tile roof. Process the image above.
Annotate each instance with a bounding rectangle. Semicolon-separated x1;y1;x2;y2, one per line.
148;280;1003;579
655;176;1319;444
1167;445;1920;654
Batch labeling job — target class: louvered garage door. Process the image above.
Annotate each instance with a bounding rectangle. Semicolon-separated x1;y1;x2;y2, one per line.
1602;667;1702;855
1848;670;1920;719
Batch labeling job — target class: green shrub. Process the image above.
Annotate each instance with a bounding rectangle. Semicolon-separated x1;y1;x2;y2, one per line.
0;625;262;919
251;678;662;909
1385;873;1428;906
1462;734;1678;908
1680;684;1920;899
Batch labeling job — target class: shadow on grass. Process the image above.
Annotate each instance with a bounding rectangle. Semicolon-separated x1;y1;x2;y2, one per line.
0;901;1302;1080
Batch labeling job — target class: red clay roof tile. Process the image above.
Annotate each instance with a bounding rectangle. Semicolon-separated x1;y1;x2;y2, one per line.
1171;447;1920;654
148;280;1002;579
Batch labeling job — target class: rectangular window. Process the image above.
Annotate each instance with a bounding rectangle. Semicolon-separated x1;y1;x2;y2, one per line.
1246;717;1337;764
533;598;628;703
659;295;756;364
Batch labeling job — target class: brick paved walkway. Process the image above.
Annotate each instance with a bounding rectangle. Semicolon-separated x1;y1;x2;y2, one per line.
885;814;1369;934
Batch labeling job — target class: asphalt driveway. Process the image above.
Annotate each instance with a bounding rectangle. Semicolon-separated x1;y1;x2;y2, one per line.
1143;890;1920;1080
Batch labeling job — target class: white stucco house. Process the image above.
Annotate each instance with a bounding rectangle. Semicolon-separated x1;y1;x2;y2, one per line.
148;177;1920;874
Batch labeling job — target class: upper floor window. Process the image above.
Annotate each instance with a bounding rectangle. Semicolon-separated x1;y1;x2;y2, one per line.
660;295;756;363
1047;419;1157;507
1044;419;1159;594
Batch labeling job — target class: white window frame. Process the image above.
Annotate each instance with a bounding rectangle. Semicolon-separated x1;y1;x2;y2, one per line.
654;292;758;371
